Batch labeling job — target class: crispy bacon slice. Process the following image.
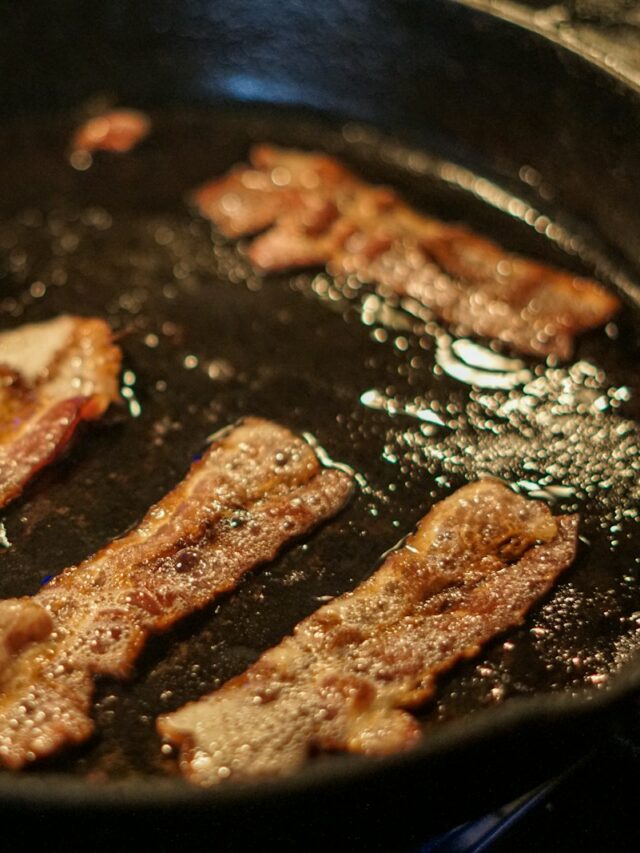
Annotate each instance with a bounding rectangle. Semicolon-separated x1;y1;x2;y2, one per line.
159;479;578;786
0;316;122;509
193;145;619;358
71;109;151;154
0;418;353;768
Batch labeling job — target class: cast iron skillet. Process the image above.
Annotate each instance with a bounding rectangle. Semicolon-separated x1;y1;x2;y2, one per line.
1;0;640;847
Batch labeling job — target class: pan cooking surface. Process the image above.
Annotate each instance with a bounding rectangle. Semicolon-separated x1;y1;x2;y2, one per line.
1;105;639;782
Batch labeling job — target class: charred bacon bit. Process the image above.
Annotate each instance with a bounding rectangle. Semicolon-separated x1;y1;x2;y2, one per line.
193;145;619;358
159;479;577;786
71;109;151;155
0;316;121;509
0;418;353;768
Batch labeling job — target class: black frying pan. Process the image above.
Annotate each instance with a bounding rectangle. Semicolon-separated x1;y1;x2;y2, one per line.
1;1;640;848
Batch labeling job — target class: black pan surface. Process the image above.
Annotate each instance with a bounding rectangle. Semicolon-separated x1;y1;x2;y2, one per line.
1;101;640;816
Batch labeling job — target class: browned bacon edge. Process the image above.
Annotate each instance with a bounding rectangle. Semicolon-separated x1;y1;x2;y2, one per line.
192;145;619;359
158;479;578;786
0;316;122;510
0;418;353;769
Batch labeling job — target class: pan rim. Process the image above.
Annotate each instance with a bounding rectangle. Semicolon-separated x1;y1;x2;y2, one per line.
456;0;640;97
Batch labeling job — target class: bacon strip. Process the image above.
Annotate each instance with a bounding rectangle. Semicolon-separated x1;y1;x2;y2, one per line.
159;479;578;786
71;109;151;155
0;418;353;768
0;316;122;509
193;145;619;358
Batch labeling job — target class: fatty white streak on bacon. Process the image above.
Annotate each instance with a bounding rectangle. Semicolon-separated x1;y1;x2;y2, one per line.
193;145;619;358
158;479;578;786
0;316;122;509
0;418;353;768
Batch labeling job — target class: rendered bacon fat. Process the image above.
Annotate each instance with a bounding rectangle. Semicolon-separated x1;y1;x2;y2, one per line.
0;316;121;509
0;418;353;768
159;479;578;786
194;145;619;358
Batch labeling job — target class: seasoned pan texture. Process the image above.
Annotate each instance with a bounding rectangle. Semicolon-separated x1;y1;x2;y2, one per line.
0;106;638;782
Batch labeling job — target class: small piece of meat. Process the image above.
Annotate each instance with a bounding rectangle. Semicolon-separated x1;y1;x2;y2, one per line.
0;316;121;509
71;109;151;154
193;145;619;358
0;418;353;768
158;479;577;786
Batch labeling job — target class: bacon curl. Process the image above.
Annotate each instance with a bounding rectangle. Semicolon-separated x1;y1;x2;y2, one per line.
0;316;121;509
